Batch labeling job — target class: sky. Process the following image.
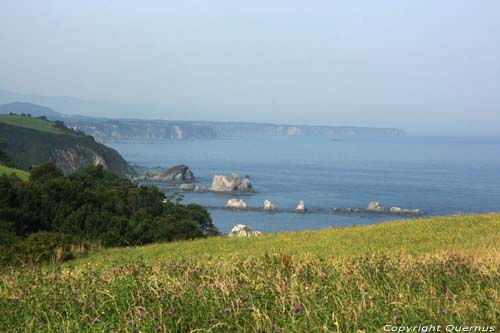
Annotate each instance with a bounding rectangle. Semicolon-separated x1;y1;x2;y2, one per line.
1;0;499;135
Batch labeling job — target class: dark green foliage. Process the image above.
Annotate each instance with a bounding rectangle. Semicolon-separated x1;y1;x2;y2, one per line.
0;165;218;265
30;161;64;182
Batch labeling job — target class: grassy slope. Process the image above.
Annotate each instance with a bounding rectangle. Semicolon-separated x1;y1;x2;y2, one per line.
1;214;499;332
0;114;70;135
0;164;29;181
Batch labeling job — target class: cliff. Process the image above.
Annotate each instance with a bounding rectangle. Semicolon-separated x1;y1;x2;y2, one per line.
0;115;135;178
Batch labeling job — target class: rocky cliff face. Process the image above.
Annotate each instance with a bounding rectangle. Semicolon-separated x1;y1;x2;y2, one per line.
64;119;405;142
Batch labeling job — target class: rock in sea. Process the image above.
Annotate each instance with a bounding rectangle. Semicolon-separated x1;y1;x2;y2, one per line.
137;164;195;182
367;201;384;212
390;207;422;215
228;224;262;237
210;173;254;193
179;183;195;191
225;198;247;208
264;200;276;210
295;200;306;212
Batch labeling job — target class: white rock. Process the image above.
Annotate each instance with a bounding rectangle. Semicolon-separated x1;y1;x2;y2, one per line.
179;183;195;191
228;224;262;237
210;173;254;193
295;200;306;212
367;201;384;212
225;198;247;208
390;206;422;215
389;206;402;213
264;200;276;210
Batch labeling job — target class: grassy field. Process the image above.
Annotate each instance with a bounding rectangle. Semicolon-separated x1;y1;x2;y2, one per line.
0;114;70;135
0;164;30;181
1;214;499;332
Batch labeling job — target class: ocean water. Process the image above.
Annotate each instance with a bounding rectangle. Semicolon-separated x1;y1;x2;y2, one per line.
108;136;500;234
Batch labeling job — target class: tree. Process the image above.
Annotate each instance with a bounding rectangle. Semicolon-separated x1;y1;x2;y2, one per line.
30;161;64;182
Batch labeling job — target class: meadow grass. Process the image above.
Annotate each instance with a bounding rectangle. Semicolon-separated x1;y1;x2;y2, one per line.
1;214;499;332
0;114;70;135
0;164;29;181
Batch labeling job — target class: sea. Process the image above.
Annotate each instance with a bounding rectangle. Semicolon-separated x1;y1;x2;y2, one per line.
108;135;500;234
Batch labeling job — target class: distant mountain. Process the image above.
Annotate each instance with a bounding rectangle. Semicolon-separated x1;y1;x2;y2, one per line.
0;102;62;118
0;89;133;118
0;114;135;178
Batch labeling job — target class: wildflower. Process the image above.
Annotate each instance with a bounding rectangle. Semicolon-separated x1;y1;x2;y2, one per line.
137;310;145;318
27;284;34;290
71;288;79;295
127;319;134;324
247;306;254;312
224;307;231;313
238;295;247;301
10;296;20;302
91;317;100;324
293;304;302;312
74;298;82;303
209;317;216;323
156;325;163;331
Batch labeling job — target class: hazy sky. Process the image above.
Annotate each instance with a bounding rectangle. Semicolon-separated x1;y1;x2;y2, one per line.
1;1;499;134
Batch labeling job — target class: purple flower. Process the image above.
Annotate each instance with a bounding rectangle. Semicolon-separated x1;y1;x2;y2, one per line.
127;319;134;324
74;298;82;303
209;317;216;323
137;310;145;318
156;325;163;331
91;317;100;324
293;304;302;312
10;296;20;302
27;285;34;290
247;306;254;312
224;307;231;313
239;295;247;301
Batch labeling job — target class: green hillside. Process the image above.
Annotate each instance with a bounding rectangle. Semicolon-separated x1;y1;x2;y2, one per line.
0;114;135;178
1;214;499;332
0;114;73;135
0;165;29;181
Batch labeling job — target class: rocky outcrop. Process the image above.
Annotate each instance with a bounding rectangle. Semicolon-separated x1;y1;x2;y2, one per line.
210;173;254;193
367;201;384;212
390;207;422;215
179;183;195;191
264;200;276;210
366;202;422;215
295;200;306;212
136;164;194;182
225;199;247;208
228;224;262;237
52;145;109;174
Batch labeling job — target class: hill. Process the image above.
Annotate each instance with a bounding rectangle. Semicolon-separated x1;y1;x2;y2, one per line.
0;102;62;119
1;214;499;331
0;114;135;178
0;114;72;135
0;165;29;181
